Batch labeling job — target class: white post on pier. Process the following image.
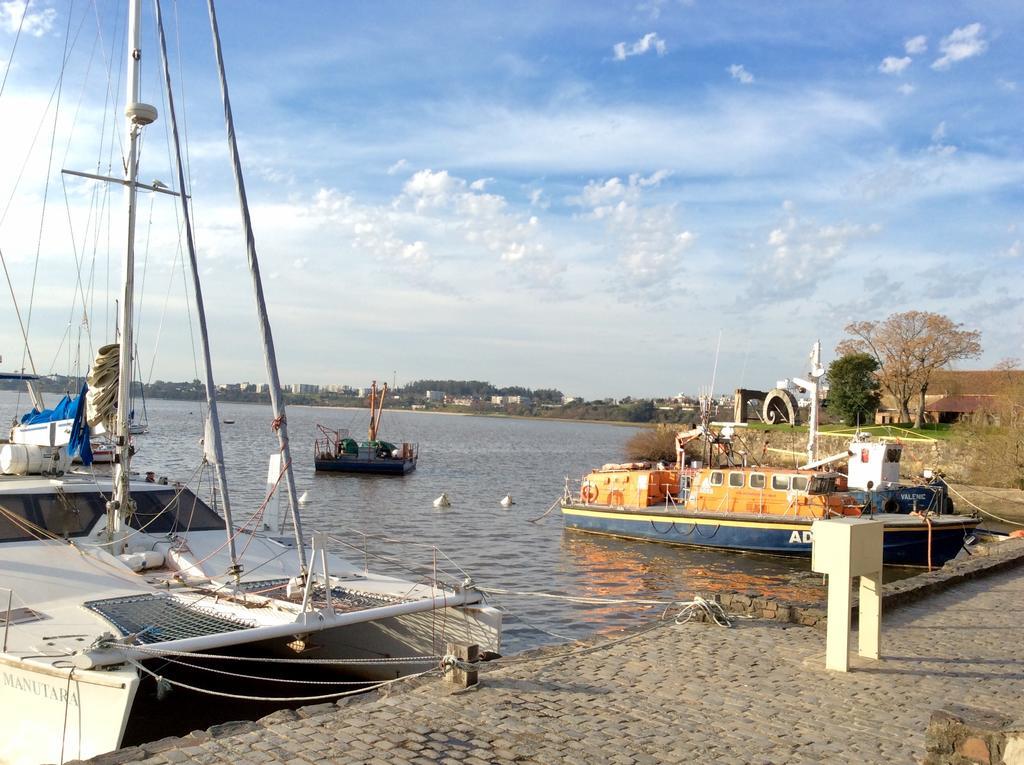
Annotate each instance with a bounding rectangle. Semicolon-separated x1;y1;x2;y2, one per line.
811;517;884;672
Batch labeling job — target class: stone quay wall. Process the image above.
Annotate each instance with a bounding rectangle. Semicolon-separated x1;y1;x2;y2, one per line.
691;537;1024;631
925;705;1024;765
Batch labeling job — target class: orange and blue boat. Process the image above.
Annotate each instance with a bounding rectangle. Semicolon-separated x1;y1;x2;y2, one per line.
560;456;979;568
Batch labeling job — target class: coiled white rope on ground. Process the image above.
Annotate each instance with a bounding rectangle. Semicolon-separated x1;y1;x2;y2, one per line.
667;595;732;626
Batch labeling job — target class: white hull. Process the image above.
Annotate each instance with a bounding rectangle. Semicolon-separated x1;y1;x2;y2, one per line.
274;604;502;681
0;658;139;765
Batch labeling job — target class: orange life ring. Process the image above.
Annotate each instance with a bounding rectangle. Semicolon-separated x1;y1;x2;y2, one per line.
581;483;598;503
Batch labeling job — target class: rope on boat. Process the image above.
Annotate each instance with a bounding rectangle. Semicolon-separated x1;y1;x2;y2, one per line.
528;498;562;524
127;657;439;702
118;643;443;665
492;599;734;670
475;587;678;606
128;652;413;685
946;484;1024;527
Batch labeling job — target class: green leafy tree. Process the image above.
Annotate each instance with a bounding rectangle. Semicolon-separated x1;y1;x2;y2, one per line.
826;353;881;426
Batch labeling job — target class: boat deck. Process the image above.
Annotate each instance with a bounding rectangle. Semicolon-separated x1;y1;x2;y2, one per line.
84;594;256;644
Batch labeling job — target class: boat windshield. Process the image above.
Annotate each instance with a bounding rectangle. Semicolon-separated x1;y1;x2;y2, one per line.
0;491;105;542
128;489;226;533
0;487;224;543
806;475;835;495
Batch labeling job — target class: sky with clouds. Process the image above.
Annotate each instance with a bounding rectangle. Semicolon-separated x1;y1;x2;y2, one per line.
0;0;1021;399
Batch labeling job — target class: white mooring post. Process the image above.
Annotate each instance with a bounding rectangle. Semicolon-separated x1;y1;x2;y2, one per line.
811;517;884;672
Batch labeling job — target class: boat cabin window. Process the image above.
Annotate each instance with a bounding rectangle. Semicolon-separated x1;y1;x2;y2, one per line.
792;476;809;492
728;472;744;488
749;473;765;489
0;492;104;542
886;448;902;463
807;475;835;495
771;475;791;491
128;489;226;534
710;471;724;486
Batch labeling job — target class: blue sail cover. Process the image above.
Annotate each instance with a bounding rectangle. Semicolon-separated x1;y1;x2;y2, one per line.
20;394;77;424
68;384;93;466
19;386;93;465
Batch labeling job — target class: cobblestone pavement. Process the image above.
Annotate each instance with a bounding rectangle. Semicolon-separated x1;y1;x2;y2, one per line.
83;568;1024;765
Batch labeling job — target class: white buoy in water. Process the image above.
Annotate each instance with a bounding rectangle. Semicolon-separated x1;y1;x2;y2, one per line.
298;491;309;505
433;493;451;508
500;495;514;507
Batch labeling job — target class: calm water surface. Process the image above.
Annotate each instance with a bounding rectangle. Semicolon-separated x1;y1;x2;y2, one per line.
2;390;826;652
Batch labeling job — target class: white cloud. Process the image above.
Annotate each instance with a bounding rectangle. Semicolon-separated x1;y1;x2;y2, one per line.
746;204;882;303
469;177;494;191
580;177;627;207
931;121;947;143
612;32;666;61
575;169;670;211
0;1;56;37
904;35;927;55
386;158;408;175
898;83;916;96
997;78;1018;92
310;187;431;268
728;64;754;85
572;171;692;291
402;169;462;211
879;56;911;75
932;22;987;71
1007;240;1022;259
634;169;671;188
398;169;554;279
401;241;428;262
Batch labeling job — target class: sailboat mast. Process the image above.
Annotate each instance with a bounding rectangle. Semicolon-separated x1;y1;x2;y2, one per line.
368;381;377;441
207;0;307;573
154;0;240;578
111;0;156;547
375;382;388;438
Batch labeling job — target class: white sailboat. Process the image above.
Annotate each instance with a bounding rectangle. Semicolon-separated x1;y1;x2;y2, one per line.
0;4;500;764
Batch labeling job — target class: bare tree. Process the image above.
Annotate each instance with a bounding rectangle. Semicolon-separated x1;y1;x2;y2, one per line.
836;311;981;427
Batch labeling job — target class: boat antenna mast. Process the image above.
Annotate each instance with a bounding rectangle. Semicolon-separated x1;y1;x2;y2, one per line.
110;0;159;551
789;340;824;465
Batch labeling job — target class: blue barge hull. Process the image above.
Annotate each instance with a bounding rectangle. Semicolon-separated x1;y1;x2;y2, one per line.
561;504;976;567
314;457;416;475
846;484;952;515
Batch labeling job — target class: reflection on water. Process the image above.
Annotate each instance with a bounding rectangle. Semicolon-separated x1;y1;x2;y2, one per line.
561;533;824;633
